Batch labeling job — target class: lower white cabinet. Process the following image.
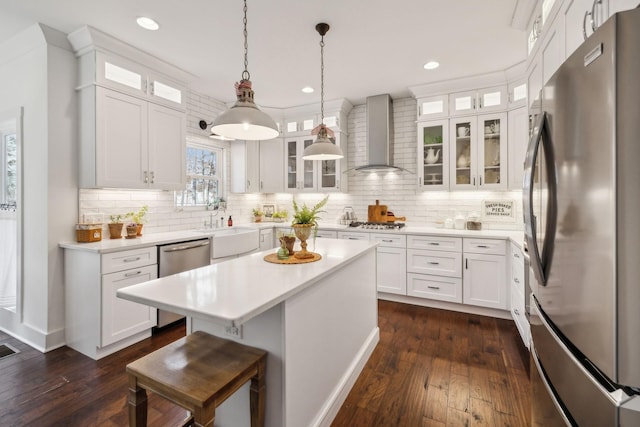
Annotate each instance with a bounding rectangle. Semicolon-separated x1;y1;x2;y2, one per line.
372;234;406;295
407;273;462;303
259;228;275;251
64;246;158;359
463;238;507;309
101;264;157;346
510;243;529;348
337;231;370;241
315;230;338;239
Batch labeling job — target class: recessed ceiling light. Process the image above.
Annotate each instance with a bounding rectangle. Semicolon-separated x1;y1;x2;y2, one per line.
423;61;440;70
136;16;160;31
302;86;315;93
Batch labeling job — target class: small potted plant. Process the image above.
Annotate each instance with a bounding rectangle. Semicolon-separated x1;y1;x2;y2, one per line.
126;205;148;236
272;209;288;223
108;214;125;239
125;222;138;239
277;230;296;257
291;195;329;259
252;208;263;223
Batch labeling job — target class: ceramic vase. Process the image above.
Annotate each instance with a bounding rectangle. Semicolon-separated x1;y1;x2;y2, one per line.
292;224;314;259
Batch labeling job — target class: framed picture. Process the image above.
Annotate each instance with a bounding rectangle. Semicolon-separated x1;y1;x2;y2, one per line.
482;200;516;222
262;204;275;218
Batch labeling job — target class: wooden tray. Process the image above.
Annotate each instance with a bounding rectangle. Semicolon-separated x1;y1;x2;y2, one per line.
263;252;322;264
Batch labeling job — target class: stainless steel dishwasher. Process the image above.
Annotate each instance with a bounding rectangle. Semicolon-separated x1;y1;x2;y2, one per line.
156;238;211;328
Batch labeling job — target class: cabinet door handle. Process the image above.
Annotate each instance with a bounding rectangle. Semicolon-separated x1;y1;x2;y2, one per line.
428;261;440;265
123;256;142;262
480;176;483;186
124;270;142;277
382;239;393;243
477;245;489;248
150;171;154;184
336;179;339;189
419;176;422;186
149;81;154;95
143;171;149;183
260;181;263;190
514;253;520;258
465;258;468;269
514;308;520;316
348;237;359;240
427;286;440;290
142;79;148;94
514;277;520;283
429;242;440;246
473;176;476;186
472;98;477;110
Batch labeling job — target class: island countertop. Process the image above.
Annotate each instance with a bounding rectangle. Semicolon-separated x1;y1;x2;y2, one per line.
117;238;378;327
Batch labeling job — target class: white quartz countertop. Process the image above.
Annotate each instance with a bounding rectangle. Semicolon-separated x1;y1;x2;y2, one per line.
117;239;378;327
60;222;524;252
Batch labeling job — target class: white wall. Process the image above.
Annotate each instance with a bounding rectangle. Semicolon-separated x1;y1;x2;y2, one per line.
80;96;523;232
0;23;76;351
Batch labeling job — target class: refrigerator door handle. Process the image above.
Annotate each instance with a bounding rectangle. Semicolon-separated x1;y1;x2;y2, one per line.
523;112;558;286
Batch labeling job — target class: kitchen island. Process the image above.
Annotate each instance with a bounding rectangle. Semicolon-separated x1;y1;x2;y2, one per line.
117;238;379;427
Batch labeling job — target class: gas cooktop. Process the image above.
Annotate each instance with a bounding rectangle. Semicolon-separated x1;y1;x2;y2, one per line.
348;221;405;230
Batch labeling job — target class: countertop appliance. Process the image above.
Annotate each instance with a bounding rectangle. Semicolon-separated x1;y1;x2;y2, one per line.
524;8;640;426
156;238;210;328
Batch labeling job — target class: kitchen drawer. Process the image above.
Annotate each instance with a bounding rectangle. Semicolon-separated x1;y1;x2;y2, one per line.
407;248;462;278
337;231;370;241
101;246;157;274
315;230;338;239
407;273;462;303
510;285;529;348
511;256;525;294
371;233;406;248
510;243;524;264
407;235;461;252
463;238;506;255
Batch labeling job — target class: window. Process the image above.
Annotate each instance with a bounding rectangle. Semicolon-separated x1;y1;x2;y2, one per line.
175;137;223;207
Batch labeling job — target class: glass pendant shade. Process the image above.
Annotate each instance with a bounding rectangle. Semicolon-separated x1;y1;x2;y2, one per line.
303;125;343;160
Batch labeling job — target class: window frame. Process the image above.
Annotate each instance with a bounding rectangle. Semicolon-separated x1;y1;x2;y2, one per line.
175;136;225;209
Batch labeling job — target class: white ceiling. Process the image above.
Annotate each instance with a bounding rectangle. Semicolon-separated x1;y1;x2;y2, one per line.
0;0;527;108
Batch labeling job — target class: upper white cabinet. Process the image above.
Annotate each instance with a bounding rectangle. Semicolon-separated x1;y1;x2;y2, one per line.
449;86;508;116
416;95;449;120
507;106;529;190
231;138;284;193
417;120;449;190
88;86;185;189
508;79;528;108
449;112;508;190
69;26;189;190
96;52;186;109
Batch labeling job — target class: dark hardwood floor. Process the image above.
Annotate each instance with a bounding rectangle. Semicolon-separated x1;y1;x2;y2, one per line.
331;300;531;427
0;301;530;426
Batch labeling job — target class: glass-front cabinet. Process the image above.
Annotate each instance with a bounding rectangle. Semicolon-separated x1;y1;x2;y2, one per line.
285;137;316;193
417;120;449;190
450;113;507;190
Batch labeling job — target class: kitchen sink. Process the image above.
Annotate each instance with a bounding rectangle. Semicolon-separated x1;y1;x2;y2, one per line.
209;227;259;259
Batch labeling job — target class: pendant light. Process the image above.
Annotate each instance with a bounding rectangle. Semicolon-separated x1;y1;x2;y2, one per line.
210;0;279;141
302;23;344;160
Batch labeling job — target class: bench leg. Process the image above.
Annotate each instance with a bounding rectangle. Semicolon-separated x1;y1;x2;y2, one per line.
192;405;215;427
128;375;148;427
250;359;267;427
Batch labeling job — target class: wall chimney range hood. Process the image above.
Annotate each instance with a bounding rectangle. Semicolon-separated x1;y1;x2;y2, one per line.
355;94;407;173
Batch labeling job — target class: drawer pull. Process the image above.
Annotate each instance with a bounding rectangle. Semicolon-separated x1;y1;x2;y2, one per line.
348;237;359;240
428;261;440;265
427;286;440;290
382;239;393;243
514;253;520;258
514;308;520;315
429;242;440;246
124;270;142;277
477;245;490;248
123;256;142;262
514;278;520;283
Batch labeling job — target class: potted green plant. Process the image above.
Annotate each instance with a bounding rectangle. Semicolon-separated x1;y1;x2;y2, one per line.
272;209;288;223
108;214;125;239
291;195;329;259
126;205;148;236
125;222;138;239
277;230;296;257
252;208;263;223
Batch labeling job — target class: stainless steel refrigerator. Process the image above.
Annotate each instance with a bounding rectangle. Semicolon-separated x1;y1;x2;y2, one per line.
524;7;640;426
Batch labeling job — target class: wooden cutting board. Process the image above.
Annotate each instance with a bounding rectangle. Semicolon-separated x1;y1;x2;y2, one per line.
368;200;388;223
386;212;406;222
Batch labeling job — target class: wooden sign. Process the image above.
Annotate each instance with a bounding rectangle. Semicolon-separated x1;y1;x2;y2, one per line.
482;200;516;222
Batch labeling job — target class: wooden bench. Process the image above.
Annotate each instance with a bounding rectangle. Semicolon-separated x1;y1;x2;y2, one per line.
126;330;267;427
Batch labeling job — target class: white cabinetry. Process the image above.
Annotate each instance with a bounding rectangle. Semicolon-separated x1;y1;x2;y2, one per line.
449;86;508;116
510;243;529;348
315;230;338;239
450;113;508;190
606;0;639;16
70;27;188;190
231;139;284;194
64;246;158;359
417;120;449;190
507;106;530;190
337;231;370;241
372;234;406;295
284;133;346;193
259;228;275;251
541;12;565;84
407;235;463;303
462;238;508;310
416;95;449;120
